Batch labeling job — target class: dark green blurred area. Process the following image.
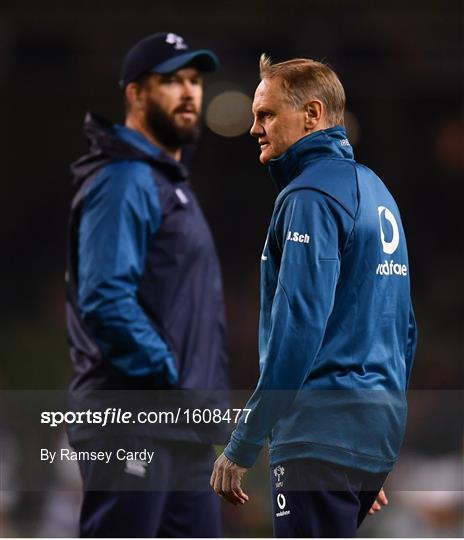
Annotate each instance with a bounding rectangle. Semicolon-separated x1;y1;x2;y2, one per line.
0;322;70;389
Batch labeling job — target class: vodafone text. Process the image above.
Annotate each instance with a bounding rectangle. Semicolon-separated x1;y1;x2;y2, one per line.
376;260;408;277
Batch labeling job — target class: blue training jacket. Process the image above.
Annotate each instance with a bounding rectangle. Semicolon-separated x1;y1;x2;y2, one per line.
224;126;417;473
66;113;229;444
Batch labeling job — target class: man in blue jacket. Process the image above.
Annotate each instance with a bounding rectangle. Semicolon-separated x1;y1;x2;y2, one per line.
211;55;417;537
66;33;228;537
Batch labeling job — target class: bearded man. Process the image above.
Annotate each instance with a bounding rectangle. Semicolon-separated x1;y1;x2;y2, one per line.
65;33;228;537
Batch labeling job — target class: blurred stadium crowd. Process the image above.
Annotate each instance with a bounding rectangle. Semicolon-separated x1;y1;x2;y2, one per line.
0;1;462;536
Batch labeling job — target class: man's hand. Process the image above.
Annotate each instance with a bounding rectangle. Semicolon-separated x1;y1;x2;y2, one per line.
210;453;249;506
368;487;388;515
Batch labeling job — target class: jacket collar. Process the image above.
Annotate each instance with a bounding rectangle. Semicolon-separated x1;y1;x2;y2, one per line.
112;123;165;161
71;113;189;190
268;126;354;191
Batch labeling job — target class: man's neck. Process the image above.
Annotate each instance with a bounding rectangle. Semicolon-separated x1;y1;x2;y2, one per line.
125;117;181;161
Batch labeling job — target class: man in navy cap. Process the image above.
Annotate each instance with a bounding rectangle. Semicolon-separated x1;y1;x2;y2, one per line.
66;33;228;537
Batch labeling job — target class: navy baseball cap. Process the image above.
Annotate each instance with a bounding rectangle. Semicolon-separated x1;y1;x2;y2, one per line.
119;32;219;88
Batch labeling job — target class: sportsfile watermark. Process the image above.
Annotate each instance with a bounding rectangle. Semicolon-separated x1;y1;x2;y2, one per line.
41;407;251;428
0;390;462;492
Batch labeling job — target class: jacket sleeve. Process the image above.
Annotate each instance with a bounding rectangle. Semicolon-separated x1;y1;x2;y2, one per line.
77;161;178;385
224;189;352;467
405;302;417;387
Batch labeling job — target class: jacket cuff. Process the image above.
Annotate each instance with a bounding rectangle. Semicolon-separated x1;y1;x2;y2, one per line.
224;434;262;468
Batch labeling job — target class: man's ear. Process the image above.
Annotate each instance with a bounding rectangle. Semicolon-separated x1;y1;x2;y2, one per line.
125;82;145;111
304;100;324;130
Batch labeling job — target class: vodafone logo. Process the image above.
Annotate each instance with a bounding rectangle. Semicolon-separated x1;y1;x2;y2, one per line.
376;205;408;278
275;492;290;517
378;206;399;255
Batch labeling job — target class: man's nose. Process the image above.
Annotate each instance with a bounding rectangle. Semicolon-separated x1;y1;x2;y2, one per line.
181;81;195;99
250;118;263;137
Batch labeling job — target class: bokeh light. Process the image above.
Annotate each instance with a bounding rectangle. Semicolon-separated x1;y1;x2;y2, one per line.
206;89;253;137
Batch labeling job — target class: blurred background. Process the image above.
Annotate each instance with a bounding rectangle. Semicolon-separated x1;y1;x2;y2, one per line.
0;0;463;536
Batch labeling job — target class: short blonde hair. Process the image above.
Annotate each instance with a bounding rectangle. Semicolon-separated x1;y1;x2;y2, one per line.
259;54;346;126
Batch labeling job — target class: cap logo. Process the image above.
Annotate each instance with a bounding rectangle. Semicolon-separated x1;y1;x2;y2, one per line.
166;33;188;50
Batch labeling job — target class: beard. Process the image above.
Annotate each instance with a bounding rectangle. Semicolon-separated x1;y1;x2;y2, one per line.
145;99;201;151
